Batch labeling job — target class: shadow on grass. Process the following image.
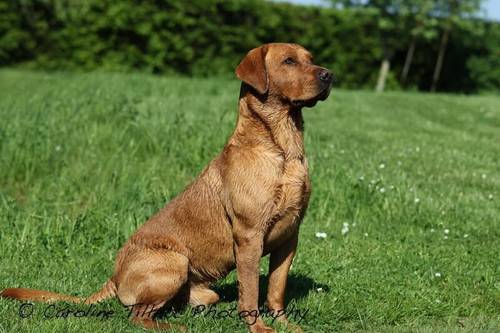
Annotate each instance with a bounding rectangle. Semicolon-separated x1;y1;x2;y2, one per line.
155;273;330;319
214;273;330;304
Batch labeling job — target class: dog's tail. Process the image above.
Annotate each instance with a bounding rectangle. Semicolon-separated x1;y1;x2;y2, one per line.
0;279;116;304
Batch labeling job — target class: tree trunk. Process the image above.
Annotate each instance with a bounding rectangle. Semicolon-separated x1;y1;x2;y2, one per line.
375;57;390;92
431;29;450;92
401;38;416;86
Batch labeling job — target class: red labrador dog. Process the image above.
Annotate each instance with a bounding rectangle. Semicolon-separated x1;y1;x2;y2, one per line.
2;43;333;332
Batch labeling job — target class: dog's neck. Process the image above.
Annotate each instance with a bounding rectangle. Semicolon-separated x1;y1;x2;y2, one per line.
229;85;305;161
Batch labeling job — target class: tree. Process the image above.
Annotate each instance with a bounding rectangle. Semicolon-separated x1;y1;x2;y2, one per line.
430;0;483;92
329;0;408;92
466;22;500;92
399;0;439;86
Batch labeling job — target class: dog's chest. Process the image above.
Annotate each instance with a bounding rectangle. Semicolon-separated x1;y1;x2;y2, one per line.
276;157;310;212
264;157;310;252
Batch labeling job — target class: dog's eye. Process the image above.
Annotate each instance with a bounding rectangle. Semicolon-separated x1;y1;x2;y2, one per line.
283;57;296;65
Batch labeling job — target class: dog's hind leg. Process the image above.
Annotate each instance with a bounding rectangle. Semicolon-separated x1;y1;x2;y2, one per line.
115;249;189;331
188;283;220;306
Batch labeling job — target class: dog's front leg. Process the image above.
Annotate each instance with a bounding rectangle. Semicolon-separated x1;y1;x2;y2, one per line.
266;231;303;332
267;231;297;311
234;231;276;333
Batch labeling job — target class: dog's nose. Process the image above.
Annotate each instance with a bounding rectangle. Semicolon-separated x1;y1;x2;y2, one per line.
318;69;333;83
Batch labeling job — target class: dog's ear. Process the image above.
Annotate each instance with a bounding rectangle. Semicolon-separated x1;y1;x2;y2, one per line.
235;45;269;95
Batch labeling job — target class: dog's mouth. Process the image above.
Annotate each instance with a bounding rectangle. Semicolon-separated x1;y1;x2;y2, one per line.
291;85;332;108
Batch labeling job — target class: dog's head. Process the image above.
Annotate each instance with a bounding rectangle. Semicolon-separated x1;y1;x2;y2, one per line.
236;43;333;108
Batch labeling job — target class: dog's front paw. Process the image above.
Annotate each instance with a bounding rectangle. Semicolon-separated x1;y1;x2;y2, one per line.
247;319;277;333
249;324;276;333
274;316;303;333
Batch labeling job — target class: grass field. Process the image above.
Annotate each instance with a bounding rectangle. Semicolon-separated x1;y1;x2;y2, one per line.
0;69;499;333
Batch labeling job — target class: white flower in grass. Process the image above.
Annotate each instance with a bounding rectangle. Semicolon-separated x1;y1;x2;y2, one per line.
379;163;385;169
358;176;365;181
316;287;323;292
430;228;435;233
414;198;420;203
481;174;487;179
463;234;469;238
341;223;349;235
444;229;450;234
315;232;327;239
364;233;368;237
434;272;442;278
379;187;386;193
488;194;493;200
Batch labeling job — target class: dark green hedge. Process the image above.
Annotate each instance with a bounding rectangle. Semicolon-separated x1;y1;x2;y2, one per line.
1;0;498;92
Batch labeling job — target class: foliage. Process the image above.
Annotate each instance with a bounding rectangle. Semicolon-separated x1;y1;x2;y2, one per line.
0;0;498;92
466;23;500;92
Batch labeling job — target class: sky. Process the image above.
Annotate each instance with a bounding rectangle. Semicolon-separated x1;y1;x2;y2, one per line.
283;0;500;21
483;0;500;21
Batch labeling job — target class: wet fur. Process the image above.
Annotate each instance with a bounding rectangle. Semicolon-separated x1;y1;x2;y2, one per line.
1;43;332;333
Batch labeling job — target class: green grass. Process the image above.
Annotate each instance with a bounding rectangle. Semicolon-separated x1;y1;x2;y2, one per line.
0;69;499;333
